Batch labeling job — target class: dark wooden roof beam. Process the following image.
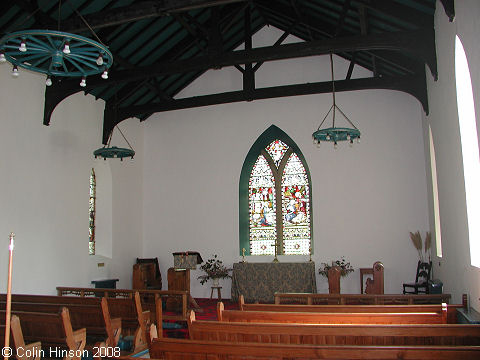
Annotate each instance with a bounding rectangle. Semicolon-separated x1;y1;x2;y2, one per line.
174;13;208;54
61;0;248;33
335;0;352;37
44;29;436;126
102;72;428;142
355;0;432;28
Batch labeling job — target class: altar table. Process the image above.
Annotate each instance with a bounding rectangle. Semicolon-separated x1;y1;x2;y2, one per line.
231;262;317;303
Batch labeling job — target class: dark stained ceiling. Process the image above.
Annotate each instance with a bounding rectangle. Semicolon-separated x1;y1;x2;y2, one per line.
0;0;454;143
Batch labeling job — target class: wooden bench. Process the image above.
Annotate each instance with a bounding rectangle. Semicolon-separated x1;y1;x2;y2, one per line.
0;315;42;360
187;310;480;346
238;295;461;323
56;287;189;321
218;302;448;324
1;298;121;347
148;337;480;359
0;307;86;360
274;292;453;305
1;294;146;340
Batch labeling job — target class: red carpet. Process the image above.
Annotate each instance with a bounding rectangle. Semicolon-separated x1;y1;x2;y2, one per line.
163;298;238;338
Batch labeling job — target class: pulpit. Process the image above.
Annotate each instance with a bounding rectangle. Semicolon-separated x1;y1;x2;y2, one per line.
231;262;316;303
167;251;202;311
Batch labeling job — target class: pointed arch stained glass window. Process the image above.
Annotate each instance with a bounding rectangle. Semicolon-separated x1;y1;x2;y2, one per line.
282;153;311;255
247;139;311;255
249;155;277;255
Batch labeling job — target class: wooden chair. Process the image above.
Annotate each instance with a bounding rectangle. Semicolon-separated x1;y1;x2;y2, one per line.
365;261;384;294
403;261;432;294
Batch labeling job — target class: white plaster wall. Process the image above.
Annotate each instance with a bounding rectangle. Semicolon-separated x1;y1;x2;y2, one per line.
0;65;143;294
142;28;429;299
424;0;480;309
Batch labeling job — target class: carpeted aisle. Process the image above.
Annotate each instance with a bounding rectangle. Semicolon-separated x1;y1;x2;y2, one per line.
163;298;238;338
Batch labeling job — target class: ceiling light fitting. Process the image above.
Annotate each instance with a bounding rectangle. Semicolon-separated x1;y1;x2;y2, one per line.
93;125;135;161
312;53;360;149
0;30;113;86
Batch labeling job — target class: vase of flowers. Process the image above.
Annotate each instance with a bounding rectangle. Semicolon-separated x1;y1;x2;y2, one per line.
318;257;354;278
197;254;232;285
318;257;354;294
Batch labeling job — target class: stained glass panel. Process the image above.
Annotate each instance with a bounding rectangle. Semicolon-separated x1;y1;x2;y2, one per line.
249;155;276;255
282;153;311;255
266;140;289;168
89;168;96;255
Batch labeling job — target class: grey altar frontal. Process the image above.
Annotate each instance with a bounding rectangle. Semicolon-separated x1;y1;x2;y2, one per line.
231;262;317;303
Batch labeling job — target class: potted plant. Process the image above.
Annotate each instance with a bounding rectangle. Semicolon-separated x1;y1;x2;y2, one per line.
318;257;354;278
198;254;232;286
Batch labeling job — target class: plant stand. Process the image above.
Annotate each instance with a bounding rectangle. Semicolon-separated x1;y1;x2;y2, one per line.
210;286;222;300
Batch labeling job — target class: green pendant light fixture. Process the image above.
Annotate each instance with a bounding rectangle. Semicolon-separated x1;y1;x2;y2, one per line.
312;53;360;149
94;125;135;161
0;2;112;87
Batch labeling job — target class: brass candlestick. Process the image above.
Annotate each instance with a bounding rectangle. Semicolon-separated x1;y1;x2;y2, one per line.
271;241;279;262
240;248;247;263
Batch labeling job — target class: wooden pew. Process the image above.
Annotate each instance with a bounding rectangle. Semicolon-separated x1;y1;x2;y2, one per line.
148;337;480;359
238;295;461;323
218;302;448;324
1;294;143;340
132;291;152;351
1;298;121;346
0;315;42;360
187;310;480;346
274;292;453;305
55;287;189;321
0;307;86;360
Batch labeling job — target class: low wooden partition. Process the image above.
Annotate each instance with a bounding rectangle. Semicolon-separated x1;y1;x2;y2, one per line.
274;292;453;305
149;337;480;360
56;287;189;321
218;302;448;324
238;295;462;323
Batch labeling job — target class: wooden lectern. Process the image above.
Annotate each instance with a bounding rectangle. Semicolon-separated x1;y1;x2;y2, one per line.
328;266;341;294
167;252;202;312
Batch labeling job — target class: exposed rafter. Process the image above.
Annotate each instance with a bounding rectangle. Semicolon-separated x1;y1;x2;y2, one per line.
0;0;441;146
102;72;428;143
44;28;436;131
61;0;248;33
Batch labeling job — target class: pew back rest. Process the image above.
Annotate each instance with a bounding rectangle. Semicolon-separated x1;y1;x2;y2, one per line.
218;302;448;324
188;314;480;346
238;296;460;324
0;307;86;354
149;337;480;360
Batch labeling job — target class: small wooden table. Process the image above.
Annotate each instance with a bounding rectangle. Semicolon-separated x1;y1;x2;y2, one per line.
210;286;222;300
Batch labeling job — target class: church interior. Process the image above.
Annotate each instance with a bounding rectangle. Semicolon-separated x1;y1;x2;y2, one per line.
1;0;480;338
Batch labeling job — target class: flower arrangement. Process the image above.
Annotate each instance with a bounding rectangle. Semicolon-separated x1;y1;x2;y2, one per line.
197;254;232;285
409;231;431;262
318;257;354;278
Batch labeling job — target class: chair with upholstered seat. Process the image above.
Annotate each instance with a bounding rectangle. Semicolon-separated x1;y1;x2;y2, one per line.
403;261;432;294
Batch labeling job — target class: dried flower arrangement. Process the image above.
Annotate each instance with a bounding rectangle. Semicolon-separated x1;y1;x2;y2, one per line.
409;231;431;262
